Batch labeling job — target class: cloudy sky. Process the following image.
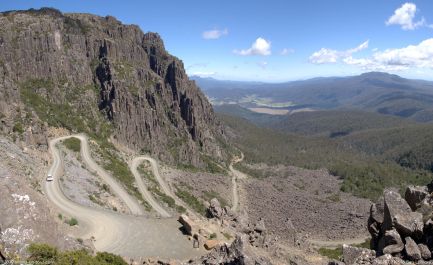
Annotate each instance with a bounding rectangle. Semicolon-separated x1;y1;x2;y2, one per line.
2;0;433;81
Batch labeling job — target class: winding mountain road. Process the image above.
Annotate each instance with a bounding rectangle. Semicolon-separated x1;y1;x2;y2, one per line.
44;135;202;259
129;157;171;218
229;152;247;212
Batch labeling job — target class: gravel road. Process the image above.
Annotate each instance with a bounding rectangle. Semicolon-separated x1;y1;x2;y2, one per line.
44;135;202;259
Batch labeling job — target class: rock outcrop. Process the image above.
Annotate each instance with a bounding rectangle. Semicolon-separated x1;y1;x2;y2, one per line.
333;182;433;265
191;235;273;265
0;8;228;167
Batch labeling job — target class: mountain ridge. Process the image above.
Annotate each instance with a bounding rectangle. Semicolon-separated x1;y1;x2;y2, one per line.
197;72;433;122
0;7;229;167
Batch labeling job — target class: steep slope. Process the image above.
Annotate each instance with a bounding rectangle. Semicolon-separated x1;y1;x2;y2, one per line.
0;8;228;167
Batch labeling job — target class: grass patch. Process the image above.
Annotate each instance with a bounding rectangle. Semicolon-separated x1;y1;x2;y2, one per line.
318;247;342;260
62;137;81;152
209;233;217;239
326;193;341;203
318;238;371;260
175;186;206;216
138;163;185;213
353;238;371;249
222;232;232;240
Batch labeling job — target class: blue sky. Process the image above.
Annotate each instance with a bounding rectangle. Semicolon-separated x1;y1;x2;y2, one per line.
2;0;433;81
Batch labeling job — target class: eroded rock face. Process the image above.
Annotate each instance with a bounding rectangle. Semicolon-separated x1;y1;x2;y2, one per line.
0;8;228;167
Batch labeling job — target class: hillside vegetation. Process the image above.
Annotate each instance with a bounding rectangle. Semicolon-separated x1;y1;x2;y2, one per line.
26;243;127;265
220;113;433;200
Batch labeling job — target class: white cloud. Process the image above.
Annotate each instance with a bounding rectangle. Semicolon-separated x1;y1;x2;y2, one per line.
257;61;268;69
202;28;228;40
309;40;369;64
347;40;369;53
309;48;339;64
280;48;294;55
233;37;271;56
386;3;426;30
191;71;216;77
342;38;433;71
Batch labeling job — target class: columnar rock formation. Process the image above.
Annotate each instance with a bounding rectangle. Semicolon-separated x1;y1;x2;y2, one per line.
0;8;228;167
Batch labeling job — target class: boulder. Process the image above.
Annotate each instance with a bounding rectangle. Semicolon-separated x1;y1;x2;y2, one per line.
405;186;429;211
178;214;197;236
371;197;385;224
405;237;421;261
342;244;376;265
424;219;433;248
369;199;385;249
382;190;423;239
207;198;224;219
204;239;221;250
418;244;431;260
254;218;267;233
378;229;404;255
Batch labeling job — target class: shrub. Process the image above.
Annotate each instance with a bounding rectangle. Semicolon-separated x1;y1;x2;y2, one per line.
95;252;128;265
65;217;78;226
13;122;24;134
27;243;127;264
63;137;81;152
27;243;58;263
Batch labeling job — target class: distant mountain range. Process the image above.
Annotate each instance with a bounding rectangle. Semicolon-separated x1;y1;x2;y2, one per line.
192;72;433;122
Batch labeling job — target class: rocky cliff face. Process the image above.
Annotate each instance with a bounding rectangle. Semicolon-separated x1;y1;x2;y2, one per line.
0;8;228;167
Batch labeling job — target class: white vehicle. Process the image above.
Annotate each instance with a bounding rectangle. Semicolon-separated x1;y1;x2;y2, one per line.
46;174;54;182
